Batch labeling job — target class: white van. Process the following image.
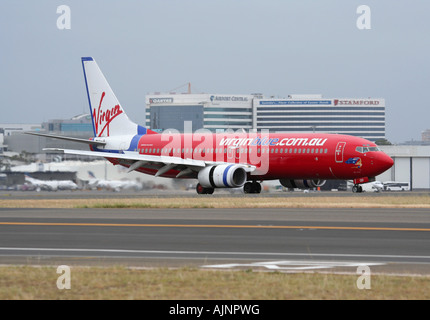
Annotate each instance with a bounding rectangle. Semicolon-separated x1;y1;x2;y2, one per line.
360;181;384;192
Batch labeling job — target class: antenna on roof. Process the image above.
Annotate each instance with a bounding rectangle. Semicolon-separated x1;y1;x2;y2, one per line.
168;82;192;94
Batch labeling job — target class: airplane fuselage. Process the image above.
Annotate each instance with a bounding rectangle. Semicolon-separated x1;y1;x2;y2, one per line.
96;132;393;182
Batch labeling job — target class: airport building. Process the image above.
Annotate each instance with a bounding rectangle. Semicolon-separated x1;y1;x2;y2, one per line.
0;123;42;153
422;129;430;142
1;115;93;154
145;93;386;141
255;96;385;141
145;94;255;133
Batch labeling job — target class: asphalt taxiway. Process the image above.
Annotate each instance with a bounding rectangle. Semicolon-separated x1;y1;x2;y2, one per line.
1;205;430;275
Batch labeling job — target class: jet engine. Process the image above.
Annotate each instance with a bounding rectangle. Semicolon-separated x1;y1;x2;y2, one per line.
198;164;247;188
279;179;326;190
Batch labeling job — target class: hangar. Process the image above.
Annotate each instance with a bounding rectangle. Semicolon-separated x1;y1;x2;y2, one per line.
378;145;430;190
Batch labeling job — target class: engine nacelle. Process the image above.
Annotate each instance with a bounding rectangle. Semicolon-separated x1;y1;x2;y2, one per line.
198;165;247;188
279;179;326;189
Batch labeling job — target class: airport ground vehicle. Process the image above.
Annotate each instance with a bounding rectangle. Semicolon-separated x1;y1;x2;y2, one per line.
383;181;410;191
358;181;384;192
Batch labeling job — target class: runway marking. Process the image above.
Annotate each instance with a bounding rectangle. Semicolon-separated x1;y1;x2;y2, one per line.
202;260;385;271
1;221;430;232
1;247;430;261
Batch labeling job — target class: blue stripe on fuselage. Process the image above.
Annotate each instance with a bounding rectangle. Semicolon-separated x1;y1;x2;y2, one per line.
137;125;147;135
127;134;142;151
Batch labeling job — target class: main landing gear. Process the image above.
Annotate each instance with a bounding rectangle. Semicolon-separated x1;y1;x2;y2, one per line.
195;181;262;194
196;183;214;195
352;184;363;193
243;181;262;194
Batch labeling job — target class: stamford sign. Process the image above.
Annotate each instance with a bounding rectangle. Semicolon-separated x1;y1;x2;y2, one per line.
334;99;381;106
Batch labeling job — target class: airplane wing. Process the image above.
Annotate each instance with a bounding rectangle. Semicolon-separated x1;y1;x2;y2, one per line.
44;148;256;178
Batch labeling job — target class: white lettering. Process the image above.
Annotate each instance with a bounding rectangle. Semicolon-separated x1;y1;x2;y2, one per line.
169;304;203;317
316;138;328;146
56;265;71;290
356;5;371;30
356;265;371;289
213;305;260;317
56;5;71;30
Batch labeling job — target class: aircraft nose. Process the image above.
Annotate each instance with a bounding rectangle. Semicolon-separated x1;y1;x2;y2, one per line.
379;153;394;171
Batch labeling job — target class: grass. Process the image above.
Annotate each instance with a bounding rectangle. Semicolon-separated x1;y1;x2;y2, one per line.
1;266;430;300
1;195;430;209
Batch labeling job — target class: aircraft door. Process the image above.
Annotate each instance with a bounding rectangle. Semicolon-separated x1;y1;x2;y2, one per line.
335;142;346;163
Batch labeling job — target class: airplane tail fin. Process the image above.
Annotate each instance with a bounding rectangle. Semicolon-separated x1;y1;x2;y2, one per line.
88;171;96;179
81;57;151;137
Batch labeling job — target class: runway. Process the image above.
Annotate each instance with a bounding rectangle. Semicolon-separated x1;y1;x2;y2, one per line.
1;206;430;275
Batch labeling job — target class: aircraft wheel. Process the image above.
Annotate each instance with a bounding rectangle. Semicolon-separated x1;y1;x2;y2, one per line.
243;182;253;194
196;183;205;194
252;182;262;194
352;185;363;193
244;181;262;194
196;183;215;195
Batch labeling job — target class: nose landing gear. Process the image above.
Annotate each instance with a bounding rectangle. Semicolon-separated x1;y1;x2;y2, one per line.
352;184;363;193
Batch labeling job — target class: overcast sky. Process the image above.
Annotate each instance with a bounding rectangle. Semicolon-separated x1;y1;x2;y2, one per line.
1;1;429;143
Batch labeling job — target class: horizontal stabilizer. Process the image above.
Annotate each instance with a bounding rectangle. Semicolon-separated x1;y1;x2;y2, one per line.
25;132;106;146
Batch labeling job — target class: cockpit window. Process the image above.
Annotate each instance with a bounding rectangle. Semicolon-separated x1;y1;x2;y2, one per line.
356;146;380;153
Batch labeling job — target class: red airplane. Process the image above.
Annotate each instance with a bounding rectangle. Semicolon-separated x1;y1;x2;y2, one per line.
27;57;394;194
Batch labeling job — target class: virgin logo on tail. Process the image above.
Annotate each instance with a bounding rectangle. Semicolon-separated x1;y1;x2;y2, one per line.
93;92;123;136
